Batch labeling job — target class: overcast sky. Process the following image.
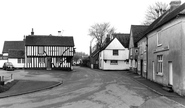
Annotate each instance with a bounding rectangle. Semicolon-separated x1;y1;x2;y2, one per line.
0;0;184;55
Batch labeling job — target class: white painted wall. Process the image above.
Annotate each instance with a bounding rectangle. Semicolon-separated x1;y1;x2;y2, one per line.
0;60;7;68
8;59;24;68
103;60;129;70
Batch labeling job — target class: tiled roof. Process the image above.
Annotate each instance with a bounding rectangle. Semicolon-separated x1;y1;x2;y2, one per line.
131;25;148;45
25;35;74;46
113;33;130;48
2;41;25;53
100;33;130;51
136;2;185;43
8;49;25;58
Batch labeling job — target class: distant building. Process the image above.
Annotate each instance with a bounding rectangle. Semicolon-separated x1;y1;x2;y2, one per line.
2;41;25;68
128;25;148;73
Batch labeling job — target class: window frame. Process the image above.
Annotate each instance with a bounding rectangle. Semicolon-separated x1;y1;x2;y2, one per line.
157;55;163;75
18;58;22;63
113;50;119;56
38;46;44;54
38;57;45;63
157;32;162;47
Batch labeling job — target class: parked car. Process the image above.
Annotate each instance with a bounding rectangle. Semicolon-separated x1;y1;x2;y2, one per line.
3;62;15;71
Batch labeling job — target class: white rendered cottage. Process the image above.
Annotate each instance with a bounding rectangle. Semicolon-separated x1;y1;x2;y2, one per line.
99;34;130;70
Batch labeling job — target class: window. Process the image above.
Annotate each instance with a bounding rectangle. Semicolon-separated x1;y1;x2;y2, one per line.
113;50;118;55
57;57;61;63
157;55;163;75
38;46;44;54
130;49;132;55
157;33;162;46
18;59;21;63
138;61;140;71
27;58;32;63
38;57;45;63
18;58;25;63
143;60;146;72
110;60;118;65
22;59;25;63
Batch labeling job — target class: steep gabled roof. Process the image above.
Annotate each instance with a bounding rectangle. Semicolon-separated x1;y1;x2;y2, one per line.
101;33;130;51
130;25;148;46
136;2;185;43
25;35;74;46
2;41;25;53
113;33;130;48
91;33;130;57
8;49;25;58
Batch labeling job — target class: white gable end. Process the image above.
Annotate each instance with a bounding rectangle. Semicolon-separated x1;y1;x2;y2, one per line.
106;38;125;50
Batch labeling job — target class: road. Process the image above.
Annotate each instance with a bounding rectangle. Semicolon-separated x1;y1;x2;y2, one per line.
0;67;184;108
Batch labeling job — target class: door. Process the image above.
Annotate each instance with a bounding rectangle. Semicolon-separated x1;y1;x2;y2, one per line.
152;61;155;81
140;60;143;76
168;61;173;85
47;57;52;70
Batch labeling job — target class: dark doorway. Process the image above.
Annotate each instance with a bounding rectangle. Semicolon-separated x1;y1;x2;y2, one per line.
140;60;143;76
47;57;52;70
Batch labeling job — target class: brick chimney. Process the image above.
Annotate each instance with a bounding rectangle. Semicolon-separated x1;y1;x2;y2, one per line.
106;34;111;44
31;28;34;35
170;0;181;11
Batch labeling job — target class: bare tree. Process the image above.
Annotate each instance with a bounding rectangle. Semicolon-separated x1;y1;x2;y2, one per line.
89;22;115;47
143;2;168;25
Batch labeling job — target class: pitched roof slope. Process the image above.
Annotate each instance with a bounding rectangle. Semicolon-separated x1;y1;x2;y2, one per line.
131;25;148;44
2;41;25;53
25;35;74;46
137;2;185;42
113;33;130;48
8;49;25;58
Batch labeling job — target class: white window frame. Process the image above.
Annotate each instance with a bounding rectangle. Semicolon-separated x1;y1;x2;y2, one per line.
157;55;163;75
157;33;162;47
130;49;132;55
18;58;22;63
113;50;119;56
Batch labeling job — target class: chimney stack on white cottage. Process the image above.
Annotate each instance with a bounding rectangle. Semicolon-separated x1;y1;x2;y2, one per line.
170;0;181;11
58;31;61;36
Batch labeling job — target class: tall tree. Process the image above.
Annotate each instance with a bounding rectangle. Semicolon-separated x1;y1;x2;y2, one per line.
143;2;168;25
89;22;115;47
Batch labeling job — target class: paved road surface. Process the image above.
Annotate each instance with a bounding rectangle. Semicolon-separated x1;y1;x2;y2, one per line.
0;67;184;108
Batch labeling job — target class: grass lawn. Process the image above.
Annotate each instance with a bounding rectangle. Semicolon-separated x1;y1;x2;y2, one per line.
0;80;61;98
0;80;18;93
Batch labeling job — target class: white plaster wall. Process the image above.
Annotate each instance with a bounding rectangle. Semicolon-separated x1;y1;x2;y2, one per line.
8;59;24;68
103;49;129;60
103;60;129;70
100;38;129;70
104;38;129;60
0;60;8;68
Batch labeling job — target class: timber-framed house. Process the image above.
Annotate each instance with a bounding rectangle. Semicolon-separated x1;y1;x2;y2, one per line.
25;30;75;70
